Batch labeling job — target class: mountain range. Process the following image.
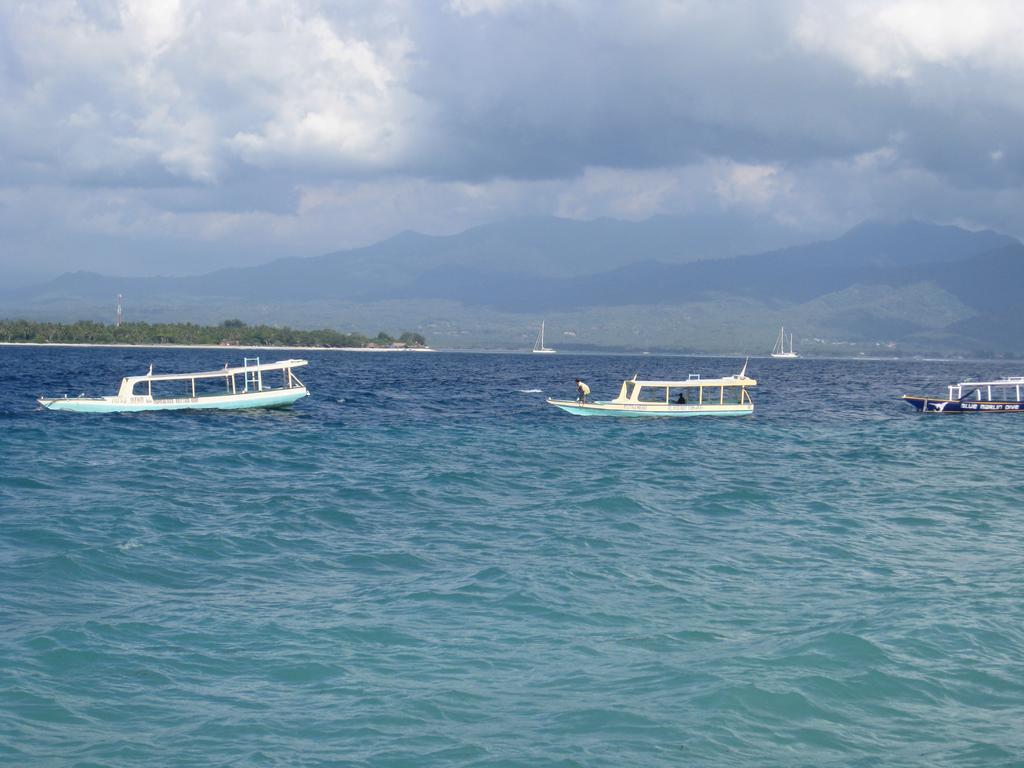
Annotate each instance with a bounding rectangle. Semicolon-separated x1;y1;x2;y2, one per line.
4;216;1023;355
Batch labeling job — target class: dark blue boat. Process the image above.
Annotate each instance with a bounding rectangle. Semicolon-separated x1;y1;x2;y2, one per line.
901;377;1024;413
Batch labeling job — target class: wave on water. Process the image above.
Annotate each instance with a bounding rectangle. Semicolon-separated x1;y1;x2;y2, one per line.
4;347;1024;767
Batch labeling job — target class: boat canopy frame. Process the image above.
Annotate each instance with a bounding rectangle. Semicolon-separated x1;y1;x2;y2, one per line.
613;373;757;406
118;358;308;400
948;376;1024;402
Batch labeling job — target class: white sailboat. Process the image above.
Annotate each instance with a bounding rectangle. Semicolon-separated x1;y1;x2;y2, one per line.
533;320;557;354
771;326;798;358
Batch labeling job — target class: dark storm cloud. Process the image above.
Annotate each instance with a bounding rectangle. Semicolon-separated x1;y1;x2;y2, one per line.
408;4;894;178
407;2;1024;192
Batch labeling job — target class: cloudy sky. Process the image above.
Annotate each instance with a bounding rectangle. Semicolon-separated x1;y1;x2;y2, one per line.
3;0;1024;280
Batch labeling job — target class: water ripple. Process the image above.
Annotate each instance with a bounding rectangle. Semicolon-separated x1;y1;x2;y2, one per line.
3;348;1024;766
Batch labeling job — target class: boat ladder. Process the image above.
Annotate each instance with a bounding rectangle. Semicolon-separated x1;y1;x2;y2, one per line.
243;357;262;392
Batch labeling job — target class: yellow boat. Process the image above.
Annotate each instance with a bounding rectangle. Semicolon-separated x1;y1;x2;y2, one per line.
547;365;756;417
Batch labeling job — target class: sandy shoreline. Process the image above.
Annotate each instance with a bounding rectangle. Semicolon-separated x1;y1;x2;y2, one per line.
0;341;435;352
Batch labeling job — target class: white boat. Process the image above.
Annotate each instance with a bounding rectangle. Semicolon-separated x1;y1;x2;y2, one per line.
532;320;557;354
771;326;798;358
547;363;756;417
38;357;309;413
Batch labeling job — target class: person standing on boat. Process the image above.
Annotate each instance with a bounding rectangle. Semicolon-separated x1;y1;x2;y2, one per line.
575;378;590;403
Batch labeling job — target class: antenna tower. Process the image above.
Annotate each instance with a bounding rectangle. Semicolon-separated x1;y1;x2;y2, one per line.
115;294;123;327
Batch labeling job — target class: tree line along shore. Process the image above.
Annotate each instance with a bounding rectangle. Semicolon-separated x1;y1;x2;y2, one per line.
0;319;428;349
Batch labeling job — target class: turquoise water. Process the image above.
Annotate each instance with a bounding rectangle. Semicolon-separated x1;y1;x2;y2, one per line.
3;346;1024;766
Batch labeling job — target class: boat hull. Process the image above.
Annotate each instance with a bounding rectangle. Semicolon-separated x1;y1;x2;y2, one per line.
39;388;308;413
547;398;753;417
901;395;1024;413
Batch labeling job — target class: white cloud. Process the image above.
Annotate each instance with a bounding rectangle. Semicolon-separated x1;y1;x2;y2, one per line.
554;167;686;220
120;0;184;52
2;0;420;183
446;0;536;17
222;9;420;169
712;162;788;208
794;0;1024;81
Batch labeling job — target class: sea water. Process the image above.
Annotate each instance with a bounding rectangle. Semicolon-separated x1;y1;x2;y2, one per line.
2;346;1023;767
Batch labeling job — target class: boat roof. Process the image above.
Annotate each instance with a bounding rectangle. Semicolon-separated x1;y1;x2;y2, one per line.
628;374;756;388
956;377;1024;388
122;358;308;384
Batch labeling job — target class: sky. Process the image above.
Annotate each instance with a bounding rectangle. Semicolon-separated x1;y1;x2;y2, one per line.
3;0;1024;281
